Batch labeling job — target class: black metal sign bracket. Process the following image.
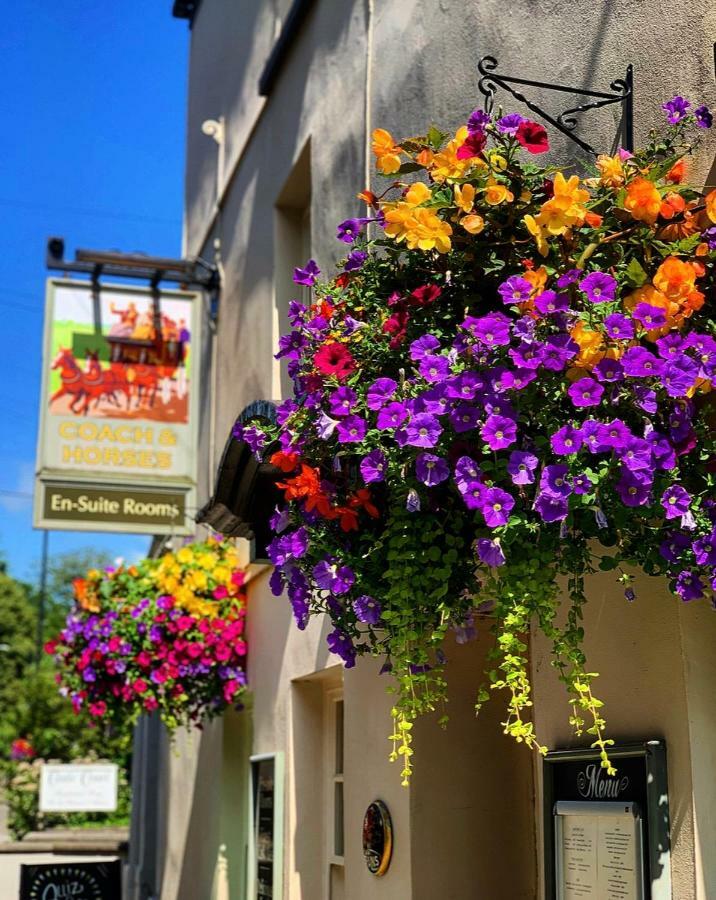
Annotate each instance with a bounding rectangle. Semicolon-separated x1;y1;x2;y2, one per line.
478;56;633;156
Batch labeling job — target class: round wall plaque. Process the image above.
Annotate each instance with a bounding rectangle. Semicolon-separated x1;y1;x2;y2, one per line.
362;800;393;876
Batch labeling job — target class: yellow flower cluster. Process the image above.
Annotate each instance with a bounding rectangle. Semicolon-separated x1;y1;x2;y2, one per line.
523;173;590;256
154;541;243;618
383;182;453;253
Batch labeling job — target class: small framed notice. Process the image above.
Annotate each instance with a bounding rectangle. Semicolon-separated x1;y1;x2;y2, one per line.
39;763;118;813
555;801;644;899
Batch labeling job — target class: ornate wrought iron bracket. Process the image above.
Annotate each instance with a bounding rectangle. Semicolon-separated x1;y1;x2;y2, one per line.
478;56;633;156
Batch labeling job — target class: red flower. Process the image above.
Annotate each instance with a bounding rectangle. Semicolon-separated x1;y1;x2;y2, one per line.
44;639;57;655
269;450;300;472
409;284;442;307
314;342;356;379
516;121;549;154
456;131;487;159
133;678;148;694
382;307;410;348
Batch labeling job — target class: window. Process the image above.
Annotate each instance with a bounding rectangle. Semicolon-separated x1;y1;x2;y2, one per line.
274;141;311;399
248;753;284;900
325;690;345;899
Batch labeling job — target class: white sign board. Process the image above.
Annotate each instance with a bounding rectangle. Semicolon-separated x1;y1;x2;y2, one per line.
39;763;118;813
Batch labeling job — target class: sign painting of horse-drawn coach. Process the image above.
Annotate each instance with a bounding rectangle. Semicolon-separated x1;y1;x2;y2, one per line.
34;280;201;535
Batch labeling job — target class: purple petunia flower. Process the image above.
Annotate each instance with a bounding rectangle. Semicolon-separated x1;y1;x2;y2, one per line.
604;313;635;341
419;385;450;416
316;412;340;440
416;452;450;486
568;377;604;408
573;472;593;495
498;275;533;305
314;559;355;595
481;414;517;450
662;95;690;124
326;629;356;667
454;456;482;489
467;108;492;134
618;437;653;472
535;290;569;315
420;354;451;383
450;402;481;433
702;226;716;250
534;493;569;523
336;218;366;243
540;464;572;498
661;485;691;520
496;113;526;134
446;372;484;401
464;312;511;346
461;481;486;510
621;347;664;378
579;271;617;304
692;530;716;566
328;387;357;417
616;470;652;507
510;341;545;370
353;594;382;624
633;303;667;329
410;334;441;361
675;570;704;602
406;488;421;512
366;377;398;409
360;448;387;483
507;450;538;484
594;418;631;451
633;385;658;414
336;415;367;443
659;532;690;564
376;401;408;430
476;538;506;567
662;358;699;398
695;105;713;128
344;250;368;272
404;413;442;448
481;487;514;528
593;357;624;383
542;334;579;371
557;268;582;288
293;258;320;285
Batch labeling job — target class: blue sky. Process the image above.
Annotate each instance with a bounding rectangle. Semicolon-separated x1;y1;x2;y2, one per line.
0;3;188;580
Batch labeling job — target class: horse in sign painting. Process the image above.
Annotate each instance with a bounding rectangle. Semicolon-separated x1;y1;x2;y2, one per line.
50;348;87;413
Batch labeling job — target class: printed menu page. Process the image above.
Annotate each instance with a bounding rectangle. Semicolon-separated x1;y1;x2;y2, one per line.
561;813;639;899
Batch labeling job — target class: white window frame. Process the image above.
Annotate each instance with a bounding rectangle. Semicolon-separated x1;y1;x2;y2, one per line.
324;687;345;896
247;752;285;900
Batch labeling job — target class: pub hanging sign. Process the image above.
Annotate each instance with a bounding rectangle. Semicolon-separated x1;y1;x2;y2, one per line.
34;279;201;535
543;741;672;900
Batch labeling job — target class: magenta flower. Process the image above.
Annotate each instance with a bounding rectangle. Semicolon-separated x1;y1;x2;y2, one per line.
464;312;511;346
661;485;691;520
481;488;514;527
410;334;441;361
481;414;517;450
415;452;449;486
568;377;604;408
593;358;623;383
662;359;698;398
579;271;617;304
507;451;538;485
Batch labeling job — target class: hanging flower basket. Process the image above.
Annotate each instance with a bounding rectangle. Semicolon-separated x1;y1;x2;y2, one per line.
46;539;248;733
242;95;716;783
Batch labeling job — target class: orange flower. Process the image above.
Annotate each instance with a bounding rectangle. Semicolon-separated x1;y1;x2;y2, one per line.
570;321;605;369
705;189;716;224
270;450;300;473
357;189;378;207
349;488;380;519
623;176;661;225
278;464;321;501
659;192;686;220
652;256;697;302
657;199;702;241
584;211;603;228
666;159;686;184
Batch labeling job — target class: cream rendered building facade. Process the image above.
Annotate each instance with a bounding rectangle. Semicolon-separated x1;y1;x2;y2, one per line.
127;2;716;898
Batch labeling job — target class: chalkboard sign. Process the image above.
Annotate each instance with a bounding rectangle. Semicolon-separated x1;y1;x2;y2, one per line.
20;860;121;900
543;741;671;900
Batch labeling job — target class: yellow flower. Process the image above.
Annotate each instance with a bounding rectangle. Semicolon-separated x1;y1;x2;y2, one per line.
176;547;193;564
190;569;208;590
523;214;549;256
384;205;452;253
429;127;477;183
596;154;625;188
453;183;475;213
488;152;507;172
198;552;218;570
404;182;432;207
523;266;548;294
534;172;589;235
570;321;605;369
213;566;230;584
483;177;514;206
461;213;485;234
372;128;403;175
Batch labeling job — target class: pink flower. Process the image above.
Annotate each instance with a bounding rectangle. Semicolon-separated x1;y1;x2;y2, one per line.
213;584;229;600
